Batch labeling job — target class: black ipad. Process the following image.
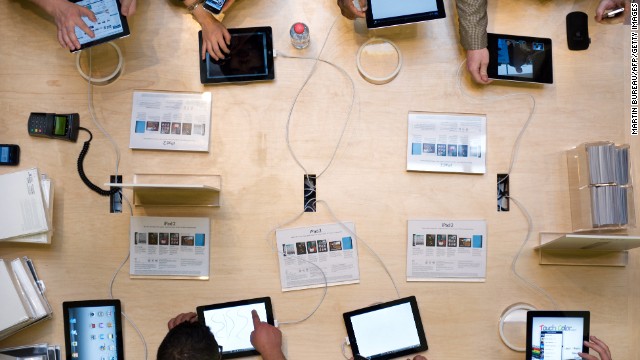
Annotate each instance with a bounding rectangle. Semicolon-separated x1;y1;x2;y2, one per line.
343;296;428;360
487;33;553;84
526;311;590;360
69;0;130;53
196;297;274;359
365;0;446;29
63;299;124;360
199;27;275;84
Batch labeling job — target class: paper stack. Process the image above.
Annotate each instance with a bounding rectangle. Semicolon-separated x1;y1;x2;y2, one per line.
0;343;60;360
0;168;54;244
0;257;53;340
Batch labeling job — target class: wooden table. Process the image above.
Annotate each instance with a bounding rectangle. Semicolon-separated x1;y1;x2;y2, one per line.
1;0;638;359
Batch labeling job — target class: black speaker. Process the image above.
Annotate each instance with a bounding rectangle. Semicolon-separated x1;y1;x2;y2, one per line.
566;11;590;50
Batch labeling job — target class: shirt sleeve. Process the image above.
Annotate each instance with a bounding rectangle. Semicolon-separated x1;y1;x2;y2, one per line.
455;0;488;50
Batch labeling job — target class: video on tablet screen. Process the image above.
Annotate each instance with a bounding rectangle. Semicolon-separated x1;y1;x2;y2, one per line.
529;316;585;360
495;37;548;79
370;0;439;20
201;302;269;355
73;0;126;45
351;302;422;358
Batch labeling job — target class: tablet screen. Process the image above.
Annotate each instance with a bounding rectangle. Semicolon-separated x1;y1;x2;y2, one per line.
63;299;124;360
487;33;553;84
526;311;589;360
199;27;274;84
69;0;130;52
196;297;274;359
366;0;445;29
344;296;428;360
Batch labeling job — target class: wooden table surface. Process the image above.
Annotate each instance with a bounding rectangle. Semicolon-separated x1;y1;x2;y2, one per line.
1;0;638;359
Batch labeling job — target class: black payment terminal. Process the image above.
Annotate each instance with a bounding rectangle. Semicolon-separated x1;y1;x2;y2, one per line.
28;112;79;142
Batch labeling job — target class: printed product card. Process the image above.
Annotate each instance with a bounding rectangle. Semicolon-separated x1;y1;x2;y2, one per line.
129;91;212;152
407;220;487;282
407;112;486;174
276;222;360;291
129;216;210;279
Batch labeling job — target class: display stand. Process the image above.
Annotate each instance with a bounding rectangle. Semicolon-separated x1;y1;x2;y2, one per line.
535;232;640;266
105;174;221;207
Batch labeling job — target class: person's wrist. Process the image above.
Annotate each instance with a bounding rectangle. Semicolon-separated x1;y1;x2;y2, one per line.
185;0;205;13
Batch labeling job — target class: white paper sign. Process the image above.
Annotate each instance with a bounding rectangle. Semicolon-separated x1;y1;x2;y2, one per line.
276;222;360;291
130;216;210;279
407;112;486;174
129;91;212;152
407;220;487;282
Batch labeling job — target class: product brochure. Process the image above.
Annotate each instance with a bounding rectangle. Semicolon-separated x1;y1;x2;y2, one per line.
129;91;212;151
276;222;360;291
407;220;487;282
129;216;210;279
407;112;487;174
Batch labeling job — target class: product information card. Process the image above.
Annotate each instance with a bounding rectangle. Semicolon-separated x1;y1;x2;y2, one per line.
407;220;487;282
129;216;210;279
129;91;212;152
276;222;360;291
407;112;487;174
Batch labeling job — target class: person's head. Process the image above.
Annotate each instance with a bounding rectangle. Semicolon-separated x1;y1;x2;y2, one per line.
157;321;220;360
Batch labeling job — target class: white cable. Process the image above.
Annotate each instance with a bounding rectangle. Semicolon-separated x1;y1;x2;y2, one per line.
456;60;536;179
356;38;403;85
281;16;356;179
87;47;122;179
341;338;351;359
318;200;401;298
76;42;124;85
86;52;147;360
508;196;559;310
456;60;556;309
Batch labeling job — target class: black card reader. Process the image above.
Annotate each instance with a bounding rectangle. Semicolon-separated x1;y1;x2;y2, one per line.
28;112;79;142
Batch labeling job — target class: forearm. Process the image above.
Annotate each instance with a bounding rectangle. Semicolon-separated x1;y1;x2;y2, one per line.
456;0;488;50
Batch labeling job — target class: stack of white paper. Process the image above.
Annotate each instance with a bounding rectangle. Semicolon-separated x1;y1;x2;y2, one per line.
0;257;52;340
0;169;54;244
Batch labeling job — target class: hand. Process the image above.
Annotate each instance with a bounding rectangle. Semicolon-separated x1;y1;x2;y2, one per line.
579;336;612;360
466;48;492;85
193;7;231;60
48;0;97;50
595;0;629;22
337;0;366;20
167;312;198;330
250;310;286;360
120;0;137;16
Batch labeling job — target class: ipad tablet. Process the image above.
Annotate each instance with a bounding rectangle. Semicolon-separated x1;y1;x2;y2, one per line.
365;0;446;29
69;0;130;53
343;296;428;360
526;311;590;360
196;297;274;359
487;33;553;84
62;299;124;360
199;27;275;84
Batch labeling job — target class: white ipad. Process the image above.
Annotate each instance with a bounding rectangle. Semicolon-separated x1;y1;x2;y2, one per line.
343;296;428;360
196;297;274;359
365;0;446;29
526;311;590;360
69;0;130;53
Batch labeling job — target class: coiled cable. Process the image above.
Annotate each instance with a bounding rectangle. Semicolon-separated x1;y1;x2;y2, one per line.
77;127;119;196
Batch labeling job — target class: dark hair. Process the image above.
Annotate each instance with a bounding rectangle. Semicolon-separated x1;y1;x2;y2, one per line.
157;321;220;360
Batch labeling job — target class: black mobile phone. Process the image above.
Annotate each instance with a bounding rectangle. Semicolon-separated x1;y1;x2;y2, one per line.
203;0;226;14
28;112;79;142
0;144;20;166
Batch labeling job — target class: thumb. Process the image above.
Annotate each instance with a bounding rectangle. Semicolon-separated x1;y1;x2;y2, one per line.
80;7;97;22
